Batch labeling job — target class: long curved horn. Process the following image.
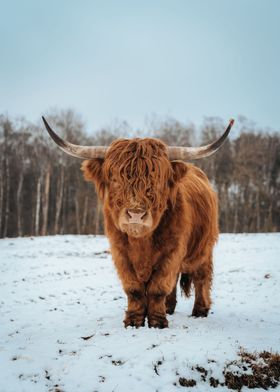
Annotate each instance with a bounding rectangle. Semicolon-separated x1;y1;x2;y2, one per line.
42;116;107;159
167;119;234;161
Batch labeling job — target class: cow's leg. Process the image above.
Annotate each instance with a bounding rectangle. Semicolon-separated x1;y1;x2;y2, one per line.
124;284;147;328
165;275;179;315
147;272;178;328
114;260;147;327
192;259;213;317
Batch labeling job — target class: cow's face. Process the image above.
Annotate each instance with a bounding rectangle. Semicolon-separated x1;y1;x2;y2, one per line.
82;138;187;238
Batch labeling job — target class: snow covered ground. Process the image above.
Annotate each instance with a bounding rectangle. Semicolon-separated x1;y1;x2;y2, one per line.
0;234;279;392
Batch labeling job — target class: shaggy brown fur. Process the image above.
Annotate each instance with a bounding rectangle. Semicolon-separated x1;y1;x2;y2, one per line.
82;138;218;328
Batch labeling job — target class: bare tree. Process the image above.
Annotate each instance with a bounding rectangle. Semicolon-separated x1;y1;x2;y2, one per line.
34;177;41;236
41;165;51;236
2;119;12;237
54;168;65;234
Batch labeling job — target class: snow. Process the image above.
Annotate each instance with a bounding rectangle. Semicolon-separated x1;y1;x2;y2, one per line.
0;233;280;392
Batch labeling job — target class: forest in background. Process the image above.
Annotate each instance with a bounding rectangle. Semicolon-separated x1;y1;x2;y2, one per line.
0;110;279;238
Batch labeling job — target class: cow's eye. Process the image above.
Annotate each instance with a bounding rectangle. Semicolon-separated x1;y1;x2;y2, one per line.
110;178;118;186
116;199;122;208
146;188;154;200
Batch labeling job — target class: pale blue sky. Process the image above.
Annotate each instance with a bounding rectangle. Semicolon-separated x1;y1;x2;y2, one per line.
0;0;279;133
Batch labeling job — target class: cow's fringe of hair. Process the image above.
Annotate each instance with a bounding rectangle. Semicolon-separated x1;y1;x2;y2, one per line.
103;138;173;210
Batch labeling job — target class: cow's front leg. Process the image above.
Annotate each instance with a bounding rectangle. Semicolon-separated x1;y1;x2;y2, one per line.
112;252;147;327
147;270;178;329
124;284;147;328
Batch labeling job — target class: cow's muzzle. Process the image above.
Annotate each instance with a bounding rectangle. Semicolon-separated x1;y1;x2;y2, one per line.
119;208;153;237
126;209;147;224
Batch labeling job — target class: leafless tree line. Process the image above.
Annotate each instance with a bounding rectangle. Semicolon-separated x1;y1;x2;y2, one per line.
0;110;279;238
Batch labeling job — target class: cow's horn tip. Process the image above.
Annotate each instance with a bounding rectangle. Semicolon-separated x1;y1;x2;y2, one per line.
229;118;235;125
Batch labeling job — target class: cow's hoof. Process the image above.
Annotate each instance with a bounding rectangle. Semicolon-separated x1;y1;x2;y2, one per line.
166;305;176;315
165;293;177;315
124;314;145;328
148;316;168;329
192;307;209;318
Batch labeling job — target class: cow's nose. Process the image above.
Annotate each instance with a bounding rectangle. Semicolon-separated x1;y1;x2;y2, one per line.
127;209;147;223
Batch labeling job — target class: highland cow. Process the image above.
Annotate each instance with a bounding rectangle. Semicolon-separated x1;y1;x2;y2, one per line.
42;117;234;328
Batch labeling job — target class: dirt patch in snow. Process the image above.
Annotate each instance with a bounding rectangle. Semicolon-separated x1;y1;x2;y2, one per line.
178;350;280;390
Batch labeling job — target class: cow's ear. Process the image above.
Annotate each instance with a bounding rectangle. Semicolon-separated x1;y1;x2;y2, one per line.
81;158;106;200
171;161;188;183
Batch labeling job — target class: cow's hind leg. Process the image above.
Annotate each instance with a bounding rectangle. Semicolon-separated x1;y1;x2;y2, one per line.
192;259;213;317
165;275;179;315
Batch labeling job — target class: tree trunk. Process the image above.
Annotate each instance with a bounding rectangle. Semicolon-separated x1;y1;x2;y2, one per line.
75;193;81;234
35;176;42;236
82;195;88;233
3;156;10;237
95;197;102;234
267;203;273;232
233;196;239;233
256;190;261;233
224;186;230;233
41;166;51;236
16;171;24;236
54;169;64;234
61;177;67;235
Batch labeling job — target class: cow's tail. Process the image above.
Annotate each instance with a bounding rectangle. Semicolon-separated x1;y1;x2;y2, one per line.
180;273;193;297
